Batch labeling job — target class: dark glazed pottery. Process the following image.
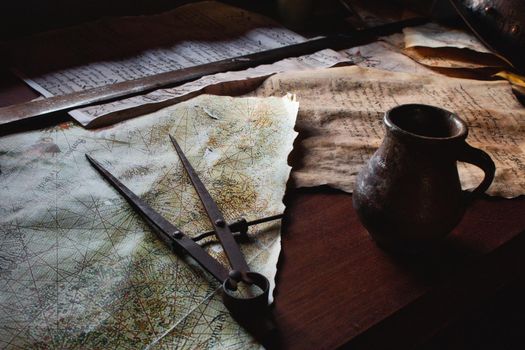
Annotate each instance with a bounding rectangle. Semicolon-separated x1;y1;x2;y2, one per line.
353;104;496;253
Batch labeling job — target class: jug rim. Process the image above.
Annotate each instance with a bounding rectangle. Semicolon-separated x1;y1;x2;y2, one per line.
385;104;468;141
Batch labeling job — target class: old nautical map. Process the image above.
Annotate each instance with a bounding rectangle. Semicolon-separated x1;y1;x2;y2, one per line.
0;94;298;349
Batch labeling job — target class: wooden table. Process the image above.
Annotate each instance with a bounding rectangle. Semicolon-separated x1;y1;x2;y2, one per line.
275;187;525;349
1;67;525;349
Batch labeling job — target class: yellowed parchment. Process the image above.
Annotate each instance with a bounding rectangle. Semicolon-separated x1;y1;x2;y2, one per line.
0;94;298;349
404;23;491;53
402;23;510;70
342;34;437;75
251;66;525;198
402;46;508;70
70;48;346;128
5;0;348;127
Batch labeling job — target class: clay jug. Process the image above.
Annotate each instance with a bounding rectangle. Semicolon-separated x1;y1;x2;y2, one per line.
353;104;495;253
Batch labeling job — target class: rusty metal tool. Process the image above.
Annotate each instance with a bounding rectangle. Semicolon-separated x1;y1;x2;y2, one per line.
192;214;283;243
0;16;427;127
85;134;278;334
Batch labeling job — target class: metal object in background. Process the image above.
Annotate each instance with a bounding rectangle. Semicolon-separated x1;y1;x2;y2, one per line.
0;16;427;128
449;0;525;73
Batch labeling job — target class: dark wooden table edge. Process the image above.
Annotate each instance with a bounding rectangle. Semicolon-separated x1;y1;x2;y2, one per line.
338;226;525;349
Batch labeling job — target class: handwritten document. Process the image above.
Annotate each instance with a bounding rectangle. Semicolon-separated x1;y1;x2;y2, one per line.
5;0;349;126
251;66;525;198
6;1;309;97
67;31;437;127
70;49;348;127
342;33;436;75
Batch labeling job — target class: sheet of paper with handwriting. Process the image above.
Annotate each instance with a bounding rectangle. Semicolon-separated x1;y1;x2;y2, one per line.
251;66;525;198
5;0;348;127
7;1;305;97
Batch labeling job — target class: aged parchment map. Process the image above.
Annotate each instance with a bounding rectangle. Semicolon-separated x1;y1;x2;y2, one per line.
0;94;298;349
252;66;525;198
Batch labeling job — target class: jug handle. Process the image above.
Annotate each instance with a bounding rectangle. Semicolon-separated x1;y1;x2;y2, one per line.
457;141;496;199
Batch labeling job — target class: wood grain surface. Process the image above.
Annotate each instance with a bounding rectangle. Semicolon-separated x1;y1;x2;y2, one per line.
273;187;525;349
